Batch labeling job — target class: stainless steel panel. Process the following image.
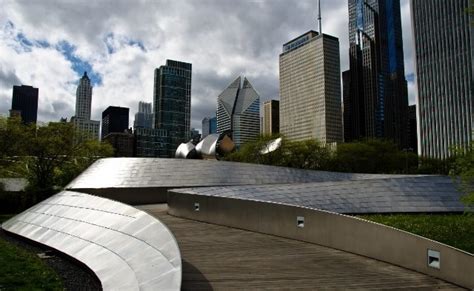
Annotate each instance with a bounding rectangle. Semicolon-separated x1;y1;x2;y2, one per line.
2;191;181;291
171;176;465;214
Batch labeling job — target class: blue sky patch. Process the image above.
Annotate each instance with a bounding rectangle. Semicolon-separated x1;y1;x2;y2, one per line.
56;41;102;86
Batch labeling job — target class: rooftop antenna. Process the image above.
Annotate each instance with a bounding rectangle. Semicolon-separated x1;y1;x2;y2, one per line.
318;0;322;34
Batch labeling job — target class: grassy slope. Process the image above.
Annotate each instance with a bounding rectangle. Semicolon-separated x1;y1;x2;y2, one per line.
0;215;63;290
359;214;474;254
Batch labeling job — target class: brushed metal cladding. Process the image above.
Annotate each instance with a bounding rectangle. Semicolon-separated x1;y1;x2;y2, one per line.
175;141;197;159
173;175;465;214
1;191;181;291
195;134;218;157
67;157;421;191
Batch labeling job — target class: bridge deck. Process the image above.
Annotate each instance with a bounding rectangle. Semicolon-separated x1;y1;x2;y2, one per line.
138;204;462;290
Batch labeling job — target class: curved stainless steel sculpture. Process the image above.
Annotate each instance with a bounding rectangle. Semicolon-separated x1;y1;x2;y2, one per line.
2;191;182;291
195;134;219;159
260;137;282;155
178;130;235;160
175;141;198;159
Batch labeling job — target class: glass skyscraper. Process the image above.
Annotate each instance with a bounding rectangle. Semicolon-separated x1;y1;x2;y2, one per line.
216;76;260;147
11;85;38;124
345;0;408;148
411;0;473;159
134;101;153;129
101;106;129;139
153;60;192;157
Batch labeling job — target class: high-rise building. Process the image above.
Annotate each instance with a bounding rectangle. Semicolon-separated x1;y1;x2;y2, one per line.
342;70;351;141
134;101;153;129
11;85;38;124
411;0;473;159
153;60;192;157
101;106;129;139
209;116;217;135
134;128;169;157
201;116;217;138
344;0;409;147
75;72;93;120
202;117;210;138
216;76;260;147
263;100;279;135
71;72;99;141
103;131;135;157
279;30;342;143
408;105;417;153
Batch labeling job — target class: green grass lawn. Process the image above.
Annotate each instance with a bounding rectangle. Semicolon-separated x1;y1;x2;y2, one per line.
0;215;63;290
358;213;474;254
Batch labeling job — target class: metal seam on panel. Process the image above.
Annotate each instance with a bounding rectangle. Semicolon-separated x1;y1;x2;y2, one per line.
38;202;137;218
10;219;140;287
2;191;182;290
27;210;177;267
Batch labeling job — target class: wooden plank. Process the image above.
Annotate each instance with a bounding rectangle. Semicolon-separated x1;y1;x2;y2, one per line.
139;204;463;290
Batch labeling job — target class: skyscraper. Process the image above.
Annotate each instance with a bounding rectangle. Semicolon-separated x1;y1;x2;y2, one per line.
209;117;217;135
153;60;192;157
75;72;93;120
202;117;210;138
411;0;473;159
133;101;153;129
71;72;100;141
101;106;129;139
263;100;279;135
216;76;260;147
10;85;38;124
408;104;417;153
345;0;409;147
279;30;342;143
202;116;217;138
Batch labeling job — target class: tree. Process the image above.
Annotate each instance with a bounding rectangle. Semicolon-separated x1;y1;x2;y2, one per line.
451;143;474;207
0;116;113;200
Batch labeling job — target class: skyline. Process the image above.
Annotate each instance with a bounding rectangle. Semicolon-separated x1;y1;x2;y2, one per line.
0;0;416;130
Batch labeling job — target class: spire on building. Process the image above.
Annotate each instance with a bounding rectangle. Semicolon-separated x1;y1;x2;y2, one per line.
318;0;322;34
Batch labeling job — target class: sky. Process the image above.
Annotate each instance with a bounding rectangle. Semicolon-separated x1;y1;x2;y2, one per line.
0;0;415;131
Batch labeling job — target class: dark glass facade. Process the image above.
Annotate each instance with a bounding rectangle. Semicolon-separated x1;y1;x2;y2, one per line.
11;85;38;124
209;117;217;134
345;0;408;148
134;128;169;157
101;106;130;139
408;105;417;153
153;60;192;157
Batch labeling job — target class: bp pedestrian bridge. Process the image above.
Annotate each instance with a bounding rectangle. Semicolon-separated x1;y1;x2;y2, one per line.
2;158;473;290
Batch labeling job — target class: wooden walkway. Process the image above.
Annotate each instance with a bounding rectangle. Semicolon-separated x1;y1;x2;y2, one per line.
138;204;463;290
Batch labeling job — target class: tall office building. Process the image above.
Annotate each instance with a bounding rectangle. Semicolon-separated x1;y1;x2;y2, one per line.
216;76;260;147
134;128;169;157
71;72;99;141
209;116;217;135
344;0;409;147
101;106;129;139
133;101;153;129
408;105;417;153
411;0;473;159
202;117;210;138
10;85;38;124
75;72;93;120
153;60;192;157
263;100;279;135
201;116;217;138
279;30;342;143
